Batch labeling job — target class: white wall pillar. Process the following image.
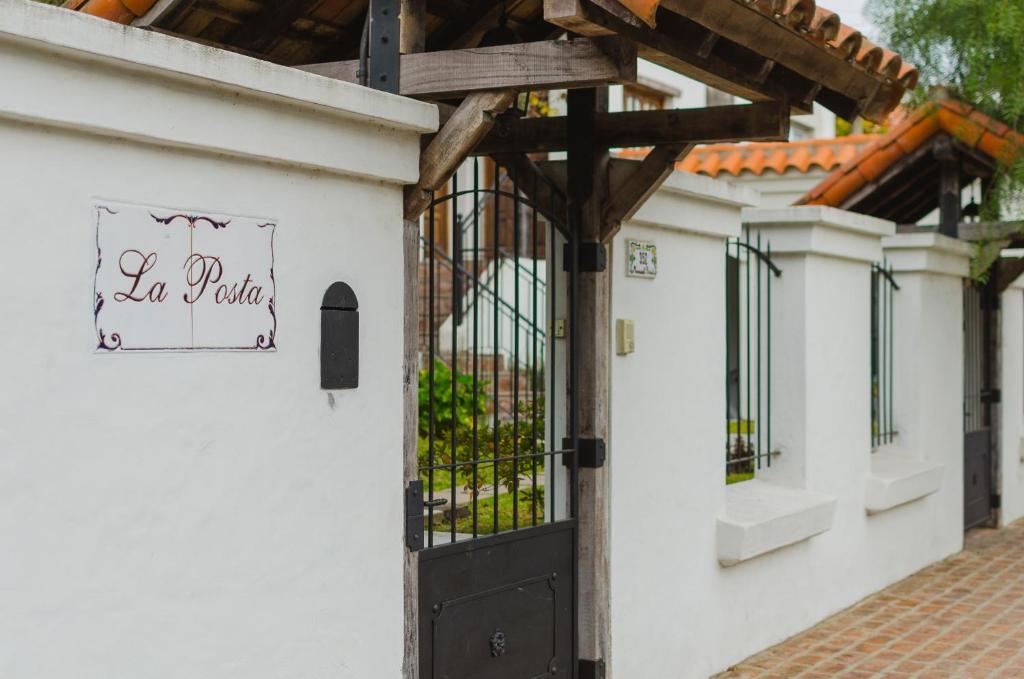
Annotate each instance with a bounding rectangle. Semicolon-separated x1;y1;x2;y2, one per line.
1000;272;1024;524
882;233;971;538
742;207;893;492
607;173;757;679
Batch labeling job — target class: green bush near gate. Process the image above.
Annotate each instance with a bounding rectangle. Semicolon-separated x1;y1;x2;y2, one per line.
418;359;545;507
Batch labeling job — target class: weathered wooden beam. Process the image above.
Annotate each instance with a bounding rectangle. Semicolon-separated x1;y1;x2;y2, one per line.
959;222;1024;242
566;86;612;668
544;0;817;114
601;144;696;242
659;0;902;123
997;258;1024;293
475;102;789;155
226;0;323;53
401;0;427;54
300;37;637;100
404;90;517;221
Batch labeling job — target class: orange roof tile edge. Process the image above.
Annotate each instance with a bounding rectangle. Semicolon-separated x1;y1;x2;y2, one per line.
617;135;879;178
63;0;159;24
63;0;918;103
797;99;1024;207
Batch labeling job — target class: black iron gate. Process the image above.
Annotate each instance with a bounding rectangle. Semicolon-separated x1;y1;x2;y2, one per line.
411;158;579;678
964;283;996;530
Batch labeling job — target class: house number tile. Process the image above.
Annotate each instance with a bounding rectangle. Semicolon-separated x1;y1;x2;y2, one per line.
627;239;657;278
93;201;277;352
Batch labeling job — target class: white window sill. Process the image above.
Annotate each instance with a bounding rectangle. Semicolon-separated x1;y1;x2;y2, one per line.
865;448;944;515
717;479;836;567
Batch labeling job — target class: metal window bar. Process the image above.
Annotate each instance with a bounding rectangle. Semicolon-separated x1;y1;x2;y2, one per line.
725;229;781;481
964;285;986;434
418;159;568;546
870;262;900;448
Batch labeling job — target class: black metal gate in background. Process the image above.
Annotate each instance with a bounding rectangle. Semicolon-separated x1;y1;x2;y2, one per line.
964;283;996;530
411;158;579;678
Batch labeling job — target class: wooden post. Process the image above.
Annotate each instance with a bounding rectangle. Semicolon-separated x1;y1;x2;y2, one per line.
402;218;420;679
400;0;426;54
567;86;611;668
937;139;960;239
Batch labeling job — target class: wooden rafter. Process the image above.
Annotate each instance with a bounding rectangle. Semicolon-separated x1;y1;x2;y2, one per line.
544;0;820;115
404;89;517;221
660;0;902;122
544;0;902;122
959;222;1024;242
601;144;696;241
475;102;789;154
300;37;637;100
997;257;1024;293
227;0;324;53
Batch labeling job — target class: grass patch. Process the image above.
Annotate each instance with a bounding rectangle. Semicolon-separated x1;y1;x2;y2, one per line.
427;491;544;535
726;472;755;485
421;462;502;493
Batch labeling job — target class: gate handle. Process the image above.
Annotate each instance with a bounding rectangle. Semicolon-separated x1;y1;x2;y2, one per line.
424;498;449;508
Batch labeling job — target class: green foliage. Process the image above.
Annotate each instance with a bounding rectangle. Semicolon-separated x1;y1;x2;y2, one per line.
868;0;1024;227
418;359;487;446
418;359;545;504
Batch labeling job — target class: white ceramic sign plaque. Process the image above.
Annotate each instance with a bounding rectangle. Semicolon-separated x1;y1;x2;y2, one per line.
626;239;657;278
93;202;276;352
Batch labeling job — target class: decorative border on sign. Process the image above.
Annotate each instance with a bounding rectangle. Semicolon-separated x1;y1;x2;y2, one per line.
254;222;276;350
94;205;123;351
150;213;231;230
93;203;277;352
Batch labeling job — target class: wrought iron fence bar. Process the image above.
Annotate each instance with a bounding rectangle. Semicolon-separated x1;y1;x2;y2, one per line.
450;171;460;545
767;241;773;468
428;192;437;547
725;231;781;478
419;237;546;339
871;261;899;446
492;172;501;534
419;448;570;473
745;227;752;468
417;158;562;545
756;230;763;470
512;174;521;532
472;158;481;539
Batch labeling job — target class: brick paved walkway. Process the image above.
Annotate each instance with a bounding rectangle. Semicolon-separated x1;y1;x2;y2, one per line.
715;523;1024;678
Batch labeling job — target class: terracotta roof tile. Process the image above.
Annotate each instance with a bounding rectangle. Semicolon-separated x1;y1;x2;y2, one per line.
65;0;158;22
63;0;919;123
671;135;877;178
798;99;1024;207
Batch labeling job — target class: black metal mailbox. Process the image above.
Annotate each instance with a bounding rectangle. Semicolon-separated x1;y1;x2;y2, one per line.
321;282;359;389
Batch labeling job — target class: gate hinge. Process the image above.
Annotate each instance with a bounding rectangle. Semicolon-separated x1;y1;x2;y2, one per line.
992;493;1002;509
579;659;606;679
563;242;607;273
405;480;424;552
562;437;607;468
982;388;1001;404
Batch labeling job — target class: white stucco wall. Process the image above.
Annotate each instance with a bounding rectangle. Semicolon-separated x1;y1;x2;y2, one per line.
609;198;966;679
0;3;437;678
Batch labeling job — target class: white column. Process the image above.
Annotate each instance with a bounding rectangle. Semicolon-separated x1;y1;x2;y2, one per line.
742;206;893;492
882;233;971;535
607;172;756;679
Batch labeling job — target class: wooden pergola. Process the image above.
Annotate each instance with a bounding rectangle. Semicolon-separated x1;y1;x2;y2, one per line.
66;0;915;232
